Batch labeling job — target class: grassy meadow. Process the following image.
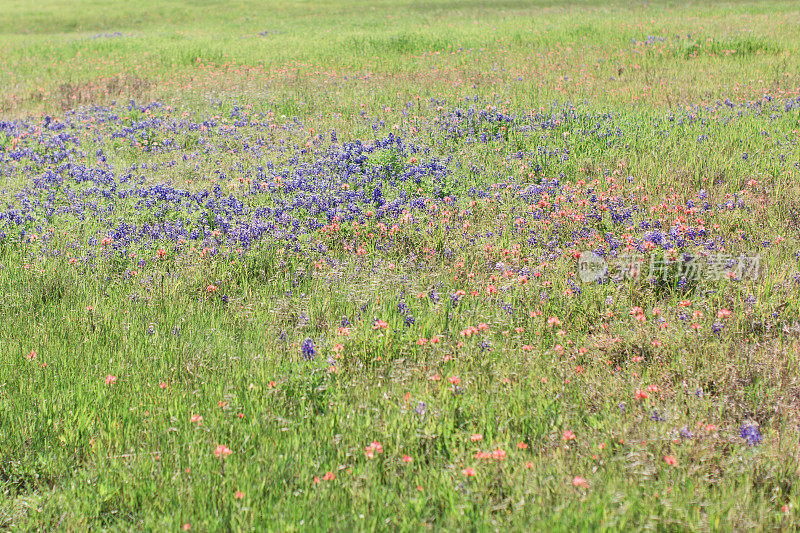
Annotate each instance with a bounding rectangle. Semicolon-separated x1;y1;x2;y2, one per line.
2;0;800;530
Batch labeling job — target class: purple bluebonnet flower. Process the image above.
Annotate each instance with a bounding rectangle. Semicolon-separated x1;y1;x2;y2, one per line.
301;339;315;360
397;298;409;314
740;423;762;445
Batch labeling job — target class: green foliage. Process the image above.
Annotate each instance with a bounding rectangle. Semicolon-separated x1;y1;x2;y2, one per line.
2;0;800;531
679;36;781;60
367;148;403;178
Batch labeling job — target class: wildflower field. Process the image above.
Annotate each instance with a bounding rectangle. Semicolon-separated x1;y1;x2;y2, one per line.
3;0;800;530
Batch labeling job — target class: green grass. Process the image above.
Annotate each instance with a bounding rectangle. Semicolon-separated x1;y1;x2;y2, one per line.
2;0;800;531
2;0;800;116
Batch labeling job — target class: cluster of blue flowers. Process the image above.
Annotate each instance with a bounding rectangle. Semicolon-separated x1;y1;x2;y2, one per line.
0;95;797;275
740;423;762;446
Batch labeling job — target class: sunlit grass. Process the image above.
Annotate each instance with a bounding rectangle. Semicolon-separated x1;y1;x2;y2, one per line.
2;1;800;531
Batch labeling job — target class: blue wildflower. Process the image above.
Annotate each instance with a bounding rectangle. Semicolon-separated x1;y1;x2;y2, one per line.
740;423;762;446
301;339;315;360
